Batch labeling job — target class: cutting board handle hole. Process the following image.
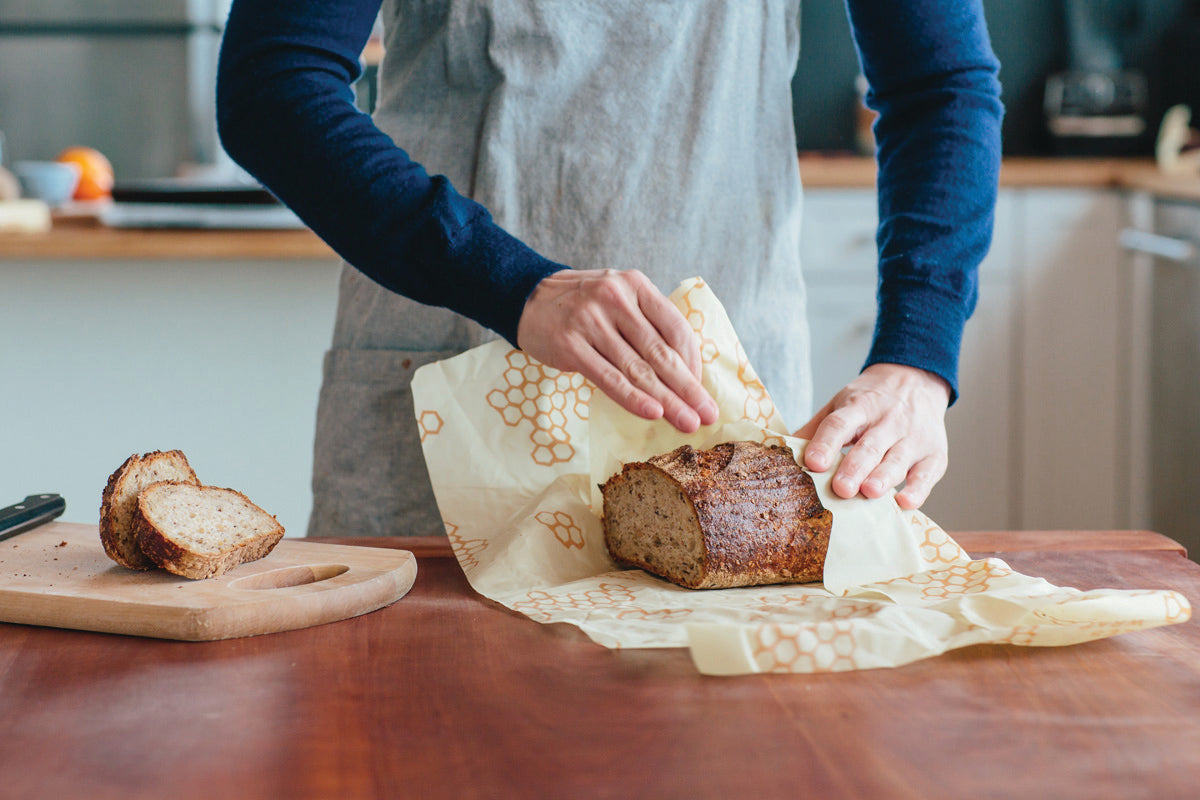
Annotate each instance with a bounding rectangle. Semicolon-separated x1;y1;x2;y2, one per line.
228;564;350;590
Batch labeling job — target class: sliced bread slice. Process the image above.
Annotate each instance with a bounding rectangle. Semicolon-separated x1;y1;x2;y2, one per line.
133;481;285;579
100;450;199;570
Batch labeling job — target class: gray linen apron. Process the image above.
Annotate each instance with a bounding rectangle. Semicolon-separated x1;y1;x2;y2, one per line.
309;0;812;537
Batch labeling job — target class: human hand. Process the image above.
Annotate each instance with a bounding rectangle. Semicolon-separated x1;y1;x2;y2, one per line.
794;363;951;509
516;268;719;433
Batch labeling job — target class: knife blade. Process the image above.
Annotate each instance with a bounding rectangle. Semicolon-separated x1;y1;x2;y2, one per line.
0;494;66;541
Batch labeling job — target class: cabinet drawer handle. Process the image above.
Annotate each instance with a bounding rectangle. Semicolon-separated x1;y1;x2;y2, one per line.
1119;228;1197;263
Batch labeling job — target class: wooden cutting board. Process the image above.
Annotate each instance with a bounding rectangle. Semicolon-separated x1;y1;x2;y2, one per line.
0;522;417;641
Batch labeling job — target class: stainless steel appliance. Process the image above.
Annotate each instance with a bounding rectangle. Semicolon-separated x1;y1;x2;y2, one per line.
1044;0;1149;155
0;0;232;180
1122;199;1200;559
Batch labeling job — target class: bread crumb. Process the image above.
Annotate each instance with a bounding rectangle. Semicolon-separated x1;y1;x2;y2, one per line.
57;541;67;547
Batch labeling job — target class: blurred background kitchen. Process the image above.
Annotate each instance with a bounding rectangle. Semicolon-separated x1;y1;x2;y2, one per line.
798;0;1199;158
0;0;1197;174
0;0;232;179
2;1;1200;554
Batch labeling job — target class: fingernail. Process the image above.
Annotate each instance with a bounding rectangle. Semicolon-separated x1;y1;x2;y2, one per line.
699;399;719;424
862;478;882;496
641;399;664;420
832;475;857;499
805;446;828;470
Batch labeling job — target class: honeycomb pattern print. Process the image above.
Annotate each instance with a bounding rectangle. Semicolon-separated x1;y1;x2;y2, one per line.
486;350;591;466
444;521;488;572
417;410;444;443
1163;591;1191;623
753;621;860;673
616;607;693;623
511;583;639;623
1007;589;1193;644
680;283;720;365
735;341;776;427
680;280;778;427
912;511;970;566
889;559;1015;601
1003;625;1042;646
753;592;884;622
535;510;585;550
1002;618;1147;645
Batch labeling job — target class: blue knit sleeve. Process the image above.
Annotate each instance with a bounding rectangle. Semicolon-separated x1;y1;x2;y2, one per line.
844;0;1004;402
216;0;563;345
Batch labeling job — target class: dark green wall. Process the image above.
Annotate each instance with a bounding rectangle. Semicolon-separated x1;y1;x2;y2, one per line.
791;0;1192;155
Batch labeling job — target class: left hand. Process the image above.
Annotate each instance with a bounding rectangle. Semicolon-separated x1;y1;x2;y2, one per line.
794;363;951;509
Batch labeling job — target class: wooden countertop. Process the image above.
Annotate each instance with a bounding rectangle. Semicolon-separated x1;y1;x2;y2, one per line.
1117;162;1200;203
1;158;1197;262
2;529;1198;799
798;154;1200;202
0;214;337;261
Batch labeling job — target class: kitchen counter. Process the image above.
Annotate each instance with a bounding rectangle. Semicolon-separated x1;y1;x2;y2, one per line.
798;155;1200;203
0;215;337;260
2;158;1196;263
1117;162;1200;203
2;528;1197;799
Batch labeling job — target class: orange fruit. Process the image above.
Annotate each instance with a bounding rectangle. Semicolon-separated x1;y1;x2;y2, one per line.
55;146;114;200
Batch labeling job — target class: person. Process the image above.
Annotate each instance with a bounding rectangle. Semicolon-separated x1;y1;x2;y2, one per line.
216;0;1003;538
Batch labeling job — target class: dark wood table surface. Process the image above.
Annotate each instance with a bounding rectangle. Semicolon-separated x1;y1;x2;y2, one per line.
2;530;1198;799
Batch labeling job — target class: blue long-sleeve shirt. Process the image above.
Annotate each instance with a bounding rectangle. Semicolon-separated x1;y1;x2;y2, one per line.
216;0;1002;401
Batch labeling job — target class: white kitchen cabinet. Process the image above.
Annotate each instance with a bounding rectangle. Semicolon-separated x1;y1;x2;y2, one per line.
1015;189;1127;531
0;258;340;537
800;188;1019;532
800;185;1133;533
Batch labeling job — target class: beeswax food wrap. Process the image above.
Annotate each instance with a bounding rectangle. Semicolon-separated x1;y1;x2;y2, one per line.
411;277;1190;674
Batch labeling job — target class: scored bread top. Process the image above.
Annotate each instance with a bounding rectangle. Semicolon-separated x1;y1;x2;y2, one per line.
601;441;832;589
644;441;828;518
99;450;199;570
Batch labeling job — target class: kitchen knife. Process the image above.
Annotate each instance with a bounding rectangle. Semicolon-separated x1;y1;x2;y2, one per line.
0;494;66;541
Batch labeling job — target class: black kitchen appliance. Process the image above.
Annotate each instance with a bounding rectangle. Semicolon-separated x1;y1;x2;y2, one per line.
1044;0;1149;155
1164;1;1200;114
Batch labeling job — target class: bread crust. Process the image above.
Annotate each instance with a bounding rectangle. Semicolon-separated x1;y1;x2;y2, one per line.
99;450;199;570
133;482;284;580
601;441;832;589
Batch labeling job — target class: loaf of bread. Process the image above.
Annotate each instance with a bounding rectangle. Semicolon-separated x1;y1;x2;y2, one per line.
133;481;285;580
600;441;832;589
100;450;200;570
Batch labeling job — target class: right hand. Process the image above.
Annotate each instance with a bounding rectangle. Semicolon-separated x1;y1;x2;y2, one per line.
516;269;719;433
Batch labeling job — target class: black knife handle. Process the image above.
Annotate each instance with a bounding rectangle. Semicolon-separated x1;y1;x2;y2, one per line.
0;494;67;541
